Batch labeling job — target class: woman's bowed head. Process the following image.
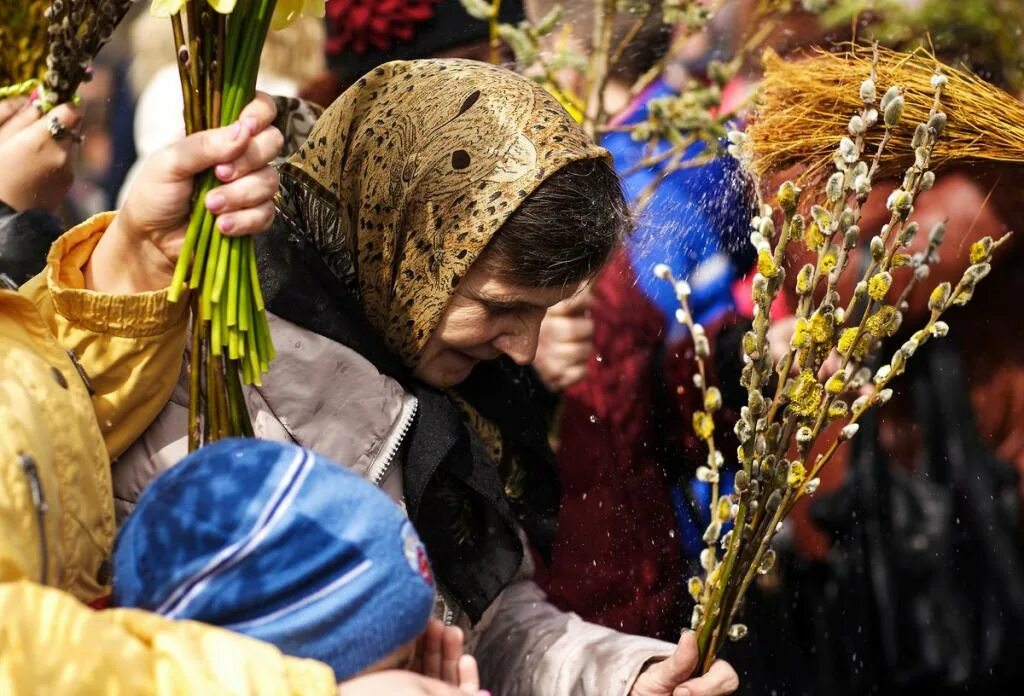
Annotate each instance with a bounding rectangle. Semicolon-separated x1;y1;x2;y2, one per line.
276;59;630;389
415;156;628;388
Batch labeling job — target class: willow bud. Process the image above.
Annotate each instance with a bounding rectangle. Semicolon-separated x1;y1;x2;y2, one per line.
860;78;876;103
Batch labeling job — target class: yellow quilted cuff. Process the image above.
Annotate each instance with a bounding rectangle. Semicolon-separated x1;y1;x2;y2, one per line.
45;212;189;338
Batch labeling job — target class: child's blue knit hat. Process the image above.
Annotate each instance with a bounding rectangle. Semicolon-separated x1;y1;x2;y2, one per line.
113;439;436;681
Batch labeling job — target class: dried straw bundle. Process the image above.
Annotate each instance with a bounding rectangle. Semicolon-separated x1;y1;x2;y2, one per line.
746;44;1024;183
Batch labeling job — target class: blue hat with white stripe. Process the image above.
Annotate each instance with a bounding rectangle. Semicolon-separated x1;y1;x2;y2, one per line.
112;439;436;681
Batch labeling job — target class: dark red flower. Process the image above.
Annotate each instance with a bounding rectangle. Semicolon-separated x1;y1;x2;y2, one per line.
326;0;441;55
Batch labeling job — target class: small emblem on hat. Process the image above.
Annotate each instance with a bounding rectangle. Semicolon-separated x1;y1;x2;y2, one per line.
401;521;434;587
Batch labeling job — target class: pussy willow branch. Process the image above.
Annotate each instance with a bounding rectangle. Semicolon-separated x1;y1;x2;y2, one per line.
582;0;616;138
489;0;503;64
686;48;985;673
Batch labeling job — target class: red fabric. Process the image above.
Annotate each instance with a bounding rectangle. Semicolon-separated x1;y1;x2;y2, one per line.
87;594;111;610
326;0;440;55
542;252;691;640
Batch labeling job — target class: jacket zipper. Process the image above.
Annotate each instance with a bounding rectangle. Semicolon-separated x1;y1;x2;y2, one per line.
441;594;456;626
371;396;418;487
19;454;49;585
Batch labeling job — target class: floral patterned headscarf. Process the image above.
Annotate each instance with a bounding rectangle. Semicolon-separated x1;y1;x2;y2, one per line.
276;58;607;367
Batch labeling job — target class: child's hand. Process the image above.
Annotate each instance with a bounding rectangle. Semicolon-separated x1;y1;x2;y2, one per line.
85;93;283;294
337;670;478;695
411;619;482;694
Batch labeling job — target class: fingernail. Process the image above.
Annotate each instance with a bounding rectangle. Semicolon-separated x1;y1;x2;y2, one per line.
218;216;234;233
229;122;242;140
205;192;225;212
244;116;259;134
215;163;235;181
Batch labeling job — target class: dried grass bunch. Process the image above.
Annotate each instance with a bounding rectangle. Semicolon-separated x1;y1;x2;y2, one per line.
747;44;1024;183
658;45;1009;673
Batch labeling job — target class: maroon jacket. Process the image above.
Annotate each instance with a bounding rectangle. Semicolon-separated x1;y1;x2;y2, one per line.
540;252;703;640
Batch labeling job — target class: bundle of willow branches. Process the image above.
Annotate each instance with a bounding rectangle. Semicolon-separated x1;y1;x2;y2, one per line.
0;0;132;105
747;44;1024;183
155;0;293;448
658;45;1008;673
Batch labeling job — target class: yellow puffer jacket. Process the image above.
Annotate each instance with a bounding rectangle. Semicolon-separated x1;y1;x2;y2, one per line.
0;214;336;694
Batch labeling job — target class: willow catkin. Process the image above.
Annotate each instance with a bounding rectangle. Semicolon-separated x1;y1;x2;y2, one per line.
0;2;49;87
39;0;134;109
745;44;1024;183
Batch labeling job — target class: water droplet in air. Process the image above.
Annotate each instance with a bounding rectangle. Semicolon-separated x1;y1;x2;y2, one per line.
595;354;604;363
589;414;597;423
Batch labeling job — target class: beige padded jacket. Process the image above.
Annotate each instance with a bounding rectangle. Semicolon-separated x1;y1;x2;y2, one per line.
117;312;675;696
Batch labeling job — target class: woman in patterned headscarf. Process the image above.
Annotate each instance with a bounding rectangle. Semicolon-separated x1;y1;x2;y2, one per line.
119;59;738;696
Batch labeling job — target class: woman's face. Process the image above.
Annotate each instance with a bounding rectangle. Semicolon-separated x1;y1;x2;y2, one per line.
413;261;580;389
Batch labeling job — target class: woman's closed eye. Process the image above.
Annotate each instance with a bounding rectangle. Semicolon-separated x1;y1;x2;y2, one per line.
484;301;525;316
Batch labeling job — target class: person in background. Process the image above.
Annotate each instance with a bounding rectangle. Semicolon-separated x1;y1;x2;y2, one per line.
114;438;484;692
317;0;525;99
0;98;80;284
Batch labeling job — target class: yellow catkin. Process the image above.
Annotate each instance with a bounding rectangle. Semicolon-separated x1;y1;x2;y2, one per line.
868;273;892;301
825;372;846;394
787;370;824;417
838;327;869;357
693;411;715;440
787;461;806;487
809;312;834;344
792;317;810;348
818;251;838;275
803;222;825;251
757;248;779;278
865;305;901;338
969;239;991;264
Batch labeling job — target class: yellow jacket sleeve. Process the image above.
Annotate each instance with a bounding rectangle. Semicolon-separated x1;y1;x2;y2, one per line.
0;580;337;695
1;286;337;694
20;212;190;458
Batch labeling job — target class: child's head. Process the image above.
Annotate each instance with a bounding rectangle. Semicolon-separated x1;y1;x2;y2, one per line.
113;439;436;681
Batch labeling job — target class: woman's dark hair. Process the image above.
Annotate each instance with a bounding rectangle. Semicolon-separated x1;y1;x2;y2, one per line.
483;157;630;289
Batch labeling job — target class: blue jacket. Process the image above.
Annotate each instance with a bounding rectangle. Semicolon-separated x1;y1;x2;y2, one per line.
602;78;753;332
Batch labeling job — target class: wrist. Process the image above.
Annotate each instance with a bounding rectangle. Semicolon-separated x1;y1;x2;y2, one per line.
84;213;175;293
0;184;30;213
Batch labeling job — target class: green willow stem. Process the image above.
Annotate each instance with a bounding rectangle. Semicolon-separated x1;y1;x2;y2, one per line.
696;498;749;667
226;237;241;326
169;174;215;301
188;210;216;289
188;298;203;451
238;244;252;332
